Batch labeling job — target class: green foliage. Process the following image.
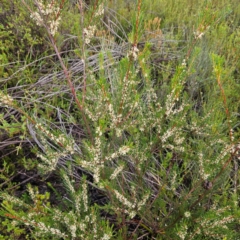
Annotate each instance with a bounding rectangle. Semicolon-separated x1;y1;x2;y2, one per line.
0;0;46;79
0;0;239;239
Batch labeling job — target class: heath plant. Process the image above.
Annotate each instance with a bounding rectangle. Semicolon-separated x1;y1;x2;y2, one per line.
0;0;239;239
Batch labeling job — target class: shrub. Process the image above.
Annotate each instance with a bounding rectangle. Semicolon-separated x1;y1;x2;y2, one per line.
0;0;239;239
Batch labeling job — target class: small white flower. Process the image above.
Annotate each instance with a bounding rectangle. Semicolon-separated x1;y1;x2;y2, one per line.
182;59;187;67
101;233;111;240
184;211;191;218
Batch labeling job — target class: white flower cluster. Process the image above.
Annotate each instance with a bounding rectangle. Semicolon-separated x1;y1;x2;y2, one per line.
52;208;65;222
195;213;234;238
22;217;68;238
161;127;177;144
105;145;130;161
35;123;75;154
95;3;104;17
177;224;188;240
0;91;14;108
38;222;68;238
161;126;185;152
113;189;150;219
79;126;105;184
101;234;111;240
119;145;131;155
93;129;103;183
146;87;158;105
193;26;210;39
62;173;75;194
74;215;90;236
127;45;139;61
77;144;102;185
184;211;191;218
35;123;76;173
198;152;210;180
170;170;177;192
90;211;98;238
230;140;240;160
37;150;62;172
181;59;187;67
30;0;61;35
83;25;96;44
110;164;124;180
108;103;117;126
165;90;186;118
113;189;133;209
63;211;77;239
165;90;177;117
69;224;77;239
27;184;38;202
189;121;210;137
82;181;88;212
215;144;231;164
173;133;185;145
137;192;150;210
1;193;28;208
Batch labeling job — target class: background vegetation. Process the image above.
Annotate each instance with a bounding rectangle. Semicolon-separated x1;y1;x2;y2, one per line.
0;0;239;239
